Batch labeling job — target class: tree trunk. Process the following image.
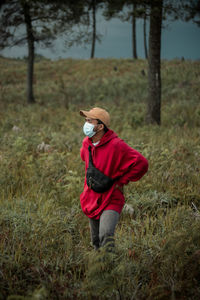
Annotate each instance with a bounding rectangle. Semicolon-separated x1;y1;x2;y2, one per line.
23;2;35;104
90;0;96;59
143;11;148;59
132;3;137;59
146;0;163;125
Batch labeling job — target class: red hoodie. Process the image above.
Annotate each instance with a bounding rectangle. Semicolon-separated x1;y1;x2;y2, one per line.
80;129;148;219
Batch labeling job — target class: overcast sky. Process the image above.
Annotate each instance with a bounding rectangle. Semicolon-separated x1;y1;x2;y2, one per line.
1;13;200;60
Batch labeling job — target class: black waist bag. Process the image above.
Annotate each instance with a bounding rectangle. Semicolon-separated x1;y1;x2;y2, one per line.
86;145;115;193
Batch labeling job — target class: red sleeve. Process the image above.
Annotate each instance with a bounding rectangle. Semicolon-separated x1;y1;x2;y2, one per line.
117;140;148;186
80;137;89;162
80;141;85;161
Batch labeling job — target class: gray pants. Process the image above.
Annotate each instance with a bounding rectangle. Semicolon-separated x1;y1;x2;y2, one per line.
89;210;120;250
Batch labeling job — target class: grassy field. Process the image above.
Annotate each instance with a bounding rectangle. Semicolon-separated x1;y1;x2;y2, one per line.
0;56;200;299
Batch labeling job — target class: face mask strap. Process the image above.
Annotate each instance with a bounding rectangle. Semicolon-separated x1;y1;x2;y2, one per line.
96;119;108;133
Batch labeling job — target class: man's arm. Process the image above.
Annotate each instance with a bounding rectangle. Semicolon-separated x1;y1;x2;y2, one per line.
116;141;148;186
80;138;89;162
80;141;85;161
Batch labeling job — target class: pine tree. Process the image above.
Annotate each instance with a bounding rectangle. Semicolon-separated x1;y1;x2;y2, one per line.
146;0;163;125
0;0;85;103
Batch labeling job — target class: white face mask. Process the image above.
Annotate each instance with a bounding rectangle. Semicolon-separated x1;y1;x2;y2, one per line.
83;122;96;138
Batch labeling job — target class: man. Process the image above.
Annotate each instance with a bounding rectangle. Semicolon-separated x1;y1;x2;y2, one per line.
79;107;148;251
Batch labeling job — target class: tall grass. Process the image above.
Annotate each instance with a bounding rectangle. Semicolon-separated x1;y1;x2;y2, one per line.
0;56;200;299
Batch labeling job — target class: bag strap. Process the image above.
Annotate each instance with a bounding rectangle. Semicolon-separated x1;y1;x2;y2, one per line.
88;146;94;167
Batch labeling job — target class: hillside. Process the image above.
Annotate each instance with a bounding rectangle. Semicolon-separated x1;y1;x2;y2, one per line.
0;57;200;299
